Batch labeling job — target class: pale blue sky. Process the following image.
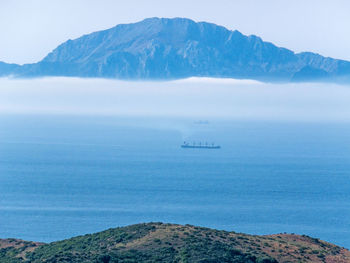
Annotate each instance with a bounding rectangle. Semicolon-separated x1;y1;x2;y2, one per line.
1;0;349;64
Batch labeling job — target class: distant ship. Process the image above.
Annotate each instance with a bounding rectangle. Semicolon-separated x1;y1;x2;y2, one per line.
194;120;209;125
181;141;221;149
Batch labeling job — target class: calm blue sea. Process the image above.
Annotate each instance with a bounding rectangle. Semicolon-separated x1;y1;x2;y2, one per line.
0;115;349;248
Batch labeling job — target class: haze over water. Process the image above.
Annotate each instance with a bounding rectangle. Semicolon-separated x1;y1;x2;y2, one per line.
0;78;350;248
1;77;350;122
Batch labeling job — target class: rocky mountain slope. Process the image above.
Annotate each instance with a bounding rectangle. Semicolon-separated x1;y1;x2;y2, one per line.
1;18;350;82
1;223;349;262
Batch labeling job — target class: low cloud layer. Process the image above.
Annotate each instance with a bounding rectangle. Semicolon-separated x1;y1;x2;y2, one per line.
1;77;350;122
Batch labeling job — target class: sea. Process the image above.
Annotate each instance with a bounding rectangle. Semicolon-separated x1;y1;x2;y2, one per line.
0;114;349;248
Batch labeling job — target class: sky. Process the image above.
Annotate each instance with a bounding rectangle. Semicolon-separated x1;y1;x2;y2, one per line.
0;0;349;65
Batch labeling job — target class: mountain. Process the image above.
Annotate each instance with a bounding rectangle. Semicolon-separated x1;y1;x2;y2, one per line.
0;62;20;77
1;223;350;263
2;17;350;82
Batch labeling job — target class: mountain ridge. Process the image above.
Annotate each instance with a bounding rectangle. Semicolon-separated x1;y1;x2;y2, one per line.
1;17;350;83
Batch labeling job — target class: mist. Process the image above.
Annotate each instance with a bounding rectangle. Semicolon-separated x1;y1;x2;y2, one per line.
1;77;350;122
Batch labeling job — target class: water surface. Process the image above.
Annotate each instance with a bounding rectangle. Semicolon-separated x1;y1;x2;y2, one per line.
0;115;349;248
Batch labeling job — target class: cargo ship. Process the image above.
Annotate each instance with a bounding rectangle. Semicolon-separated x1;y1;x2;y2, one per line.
181;141;221;149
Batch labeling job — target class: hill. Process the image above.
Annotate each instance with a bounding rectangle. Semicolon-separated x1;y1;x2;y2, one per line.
1;18;350;82
0;62;20;77
1;223;349;262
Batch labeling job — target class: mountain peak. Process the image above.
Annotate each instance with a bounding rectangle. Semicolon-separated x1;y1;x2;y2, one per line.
2;17;350;82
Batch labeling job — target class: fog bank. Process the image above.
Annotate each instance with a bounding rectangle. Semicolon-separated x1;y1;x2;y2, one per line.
1;77;350;122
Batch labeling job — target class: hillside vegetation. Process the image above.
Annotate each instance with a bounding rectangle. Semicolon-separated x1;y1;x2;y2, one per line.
1;223;350;263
